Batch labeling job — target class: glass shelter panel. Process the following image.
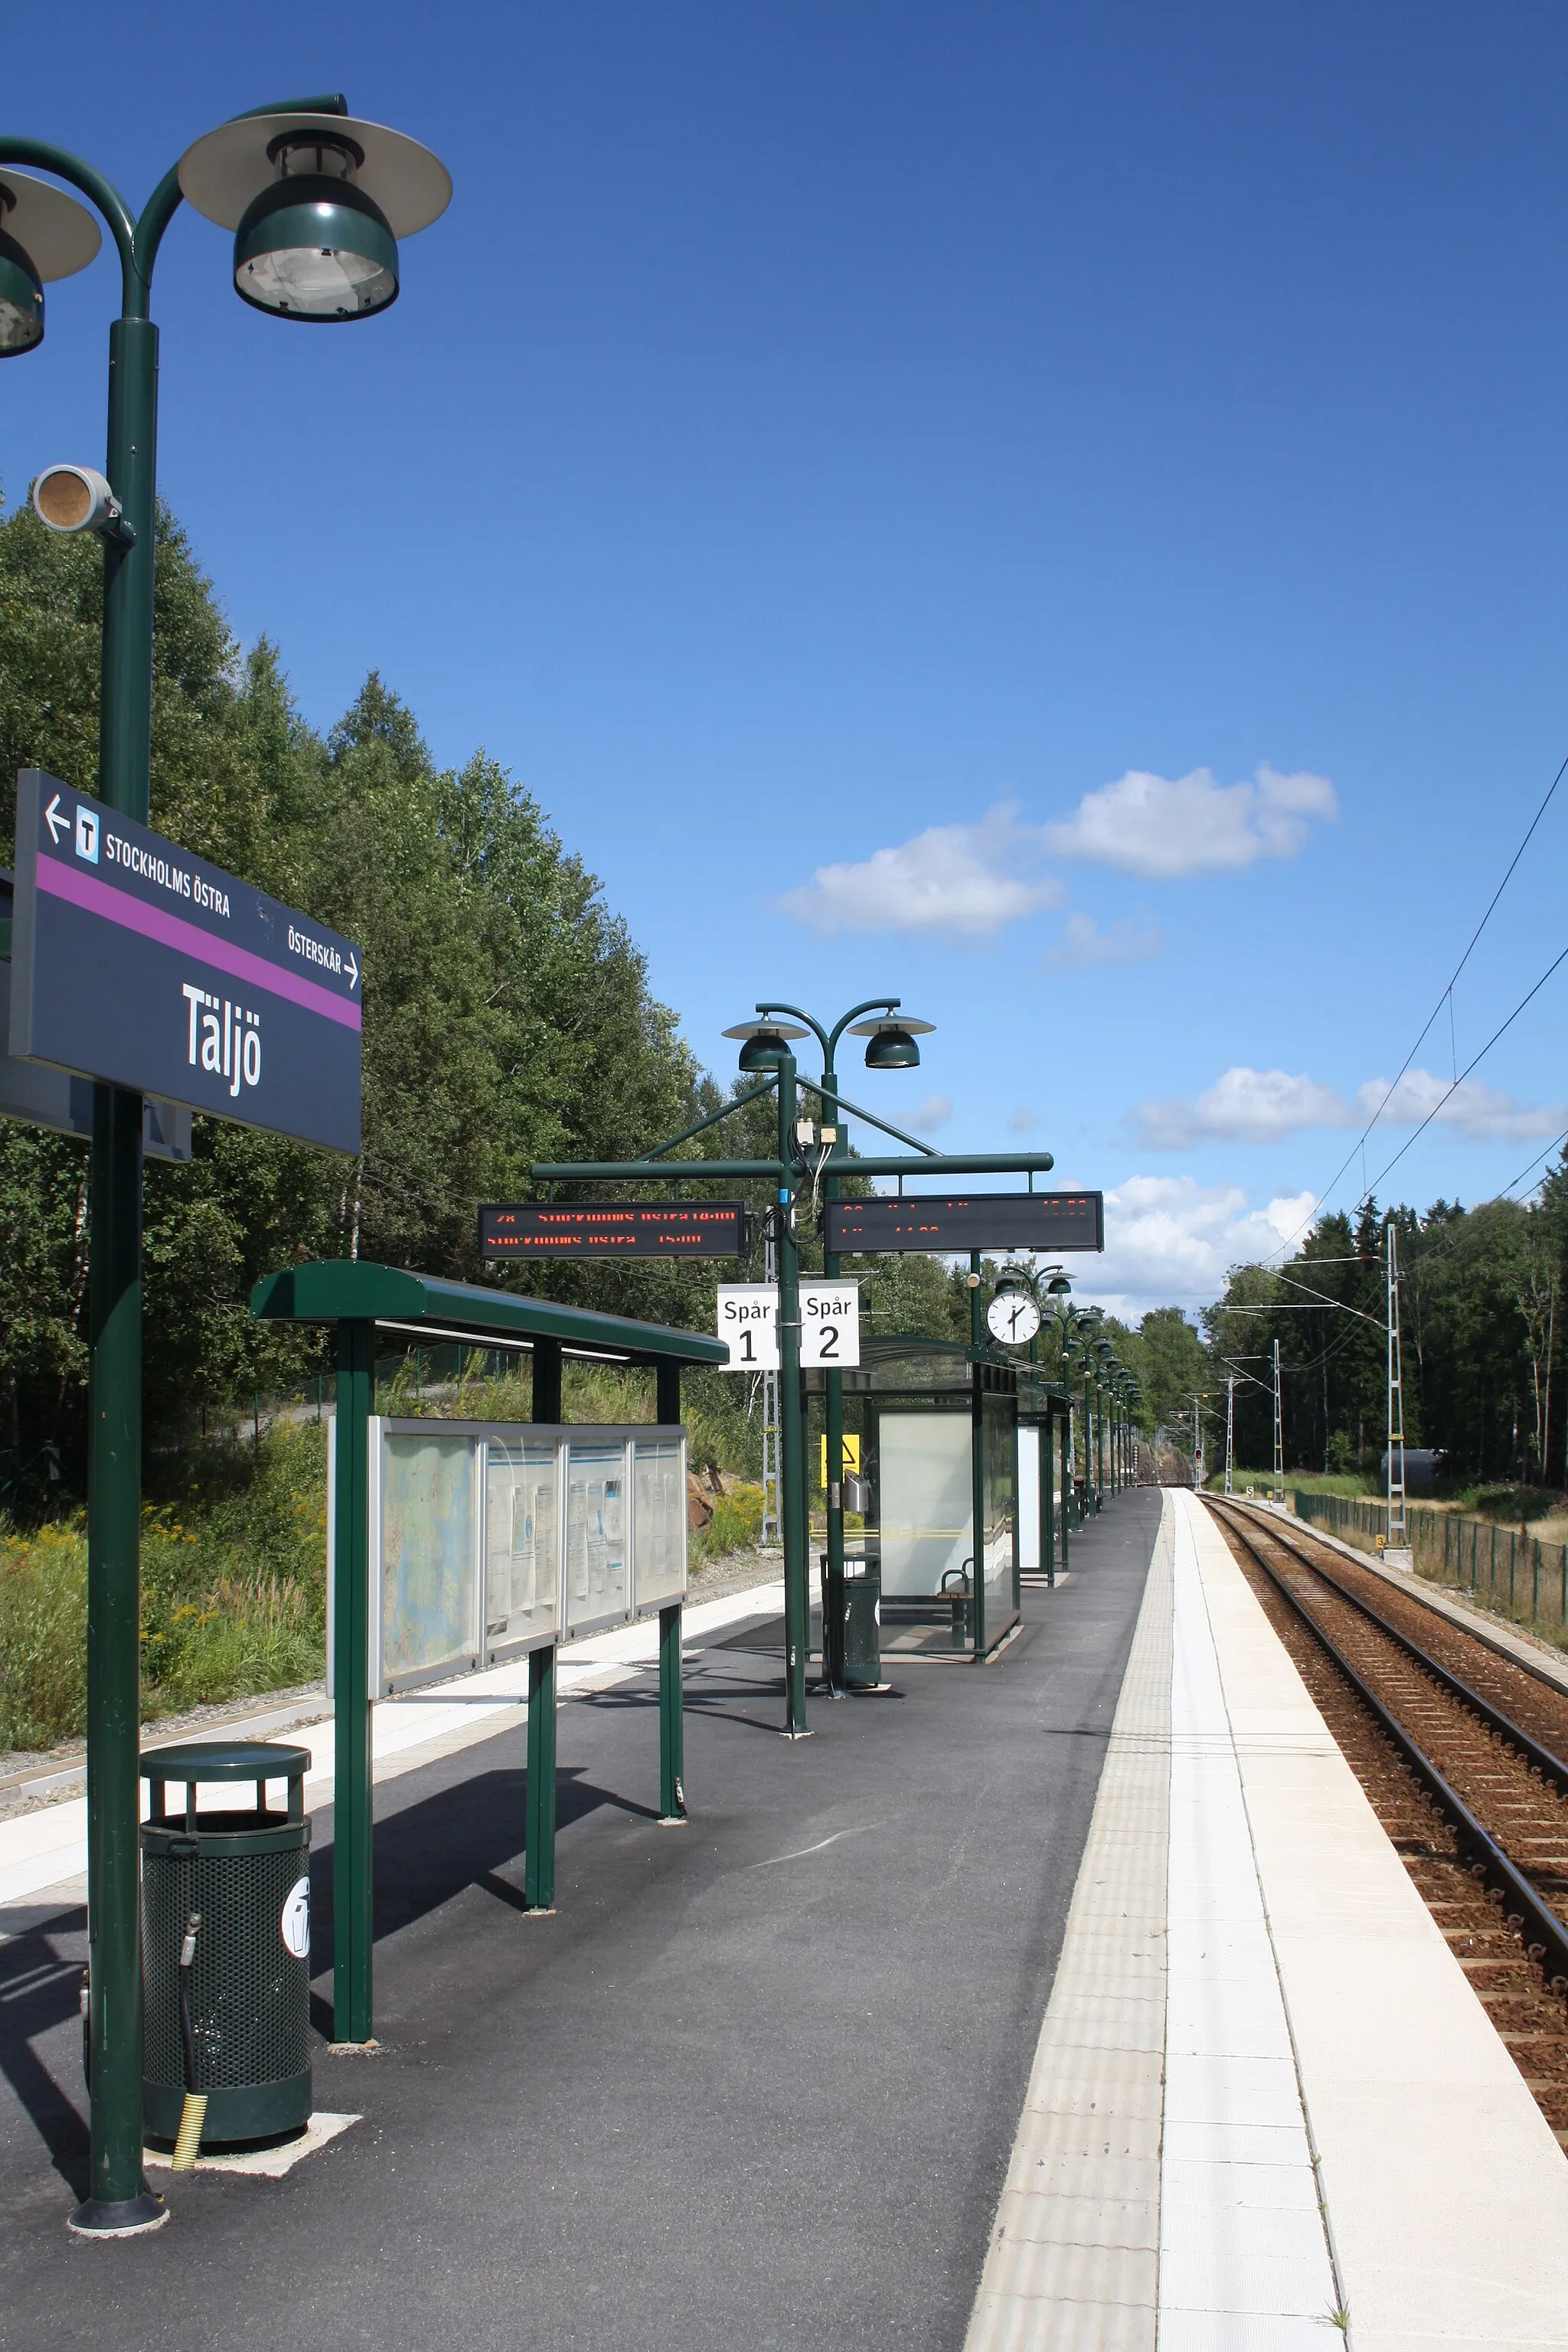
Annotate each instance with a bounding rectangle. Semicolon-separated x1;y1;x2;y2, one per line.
381;1429;480;1687
877;1412;972;1598
982;1390;1018;1632
1017;1424;1040;1572
565;1442;629;1632
485;1439;560;1652
632;1438;688;1612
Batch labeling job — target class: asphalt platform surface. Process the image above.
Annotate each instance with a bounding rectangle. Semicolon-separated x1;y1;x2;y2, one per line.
0;1490;1161;2352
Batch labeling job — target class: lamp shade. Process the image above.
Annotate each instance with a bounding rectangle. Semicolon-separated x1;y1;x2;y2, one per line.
724;1019;807;1073
737;1030;791;1073
847;1014;933;1073
178;111;449;324
863;1025;920;1071
0;229;42;355
234;168;398;319
0;172;100;361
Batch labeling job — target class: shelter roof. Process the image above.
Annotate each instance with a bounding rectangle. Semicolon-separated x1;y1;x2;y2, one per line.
250;1259;728;1368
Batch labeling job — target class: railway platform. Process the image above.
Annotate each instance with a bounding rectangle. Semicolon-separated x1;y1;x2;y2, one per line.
968;1489;1568;2352
5;1489;1568;2347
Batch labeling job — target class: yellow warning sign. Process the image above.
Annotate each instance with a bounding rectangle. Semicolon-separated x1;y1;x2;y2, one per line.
818;1433;862;1487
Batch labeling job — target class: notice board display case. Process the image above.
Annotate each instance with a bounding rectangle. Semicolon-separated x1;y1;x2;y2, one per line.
329;1419;688;1696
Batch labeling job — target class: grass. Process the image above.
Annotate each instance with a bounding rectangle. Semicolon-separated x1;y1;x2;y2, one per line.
0;1419;328;1756
1204;1468;1370;1496
2;1377;766;1755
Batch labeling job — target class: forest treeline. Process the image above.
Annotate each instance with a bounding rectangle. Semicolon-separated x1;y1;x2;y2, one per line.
1081;1185;1568;1486
3;499;1560;1502
1200;1185;1568;1485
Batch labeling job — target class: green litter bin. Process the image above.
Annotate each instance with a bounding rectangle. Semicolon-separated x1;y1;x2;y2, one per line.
140;1740;312;2146
841;1555;884;1690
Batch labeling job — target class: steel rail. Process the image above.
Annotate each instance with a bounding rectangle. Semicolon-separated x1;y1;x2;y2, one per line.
1205;1498;1568;1990
1212;1499;1568;1794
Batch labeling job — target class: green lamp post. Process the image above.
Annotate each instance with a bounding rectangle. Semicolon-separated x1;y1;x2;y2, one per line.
724;1019;814;1735
726;1001;932;1723
751;998;932;1694
2;93;449;2239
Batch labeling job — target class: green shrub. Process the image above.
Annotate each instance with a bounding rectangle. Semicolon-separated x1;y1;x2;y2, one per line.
693;1482;766;1566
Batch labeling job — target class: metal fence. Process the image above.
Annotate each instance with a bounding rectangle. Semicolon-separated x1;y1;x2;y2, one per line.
1292;1488;1568;1637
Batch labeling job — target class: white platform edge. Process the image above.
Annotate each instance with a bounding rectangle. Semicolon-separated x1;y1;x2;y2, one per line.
1183;1489;1568;2352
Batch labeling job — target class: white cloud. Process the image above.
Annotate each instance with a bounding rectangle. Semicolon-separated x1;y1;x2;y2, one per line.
910;1093;953;1132
1044;765;1337;879
1010;1106;1037;1132
777;803;1063;941
1132;1067;1352;1149
1042;912;1163;969
1132;1061;1568;1151
1080;1175;1318;1319
1355;1070;1568;1142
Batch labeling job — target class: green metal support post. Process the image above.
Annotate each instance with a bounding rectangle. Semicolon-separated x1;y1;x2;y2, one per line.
526;1336;562;1904
83;1083;145;2213
777;1052;810;1736
524;1647;558;1910
969;1252;987;1655
821;1052;848;1696
1058;1403;1070;1570
78;165;168;2236
655;1361;686;1820
532;1336;563;1423
332;1316;375;2043
1084;1367;1095;1514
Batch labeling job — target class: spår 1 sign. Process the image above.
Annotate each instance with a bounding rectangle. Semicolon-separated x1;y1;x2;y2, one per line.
10;770;362;1155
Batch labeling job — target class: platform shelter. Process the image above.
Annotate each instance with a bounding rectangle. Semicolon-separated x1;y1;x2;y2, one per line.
806;1334;1021;1656
250;1259;727;2044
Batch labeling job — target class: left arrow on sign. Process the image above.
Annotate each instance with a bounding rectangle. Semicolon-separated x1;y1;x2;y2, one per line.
44;794;67;844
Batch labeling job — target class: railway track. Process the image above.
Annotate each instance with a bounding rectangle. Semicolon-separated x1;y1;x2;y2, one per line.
1207;1496;1568;2143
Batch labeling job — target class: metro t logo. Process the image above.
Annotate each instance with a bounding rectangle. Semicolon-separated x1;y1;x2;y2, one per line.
182;982;261;1099
75;807;99;864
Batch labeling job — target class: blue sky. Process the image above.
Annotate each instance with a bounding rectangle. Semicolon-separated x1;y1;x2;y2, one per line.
6;3;1568;1314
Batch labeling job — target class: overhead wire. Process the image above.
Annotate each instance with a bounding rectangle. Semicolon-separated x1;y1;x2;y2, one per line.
1268;745;1568;1259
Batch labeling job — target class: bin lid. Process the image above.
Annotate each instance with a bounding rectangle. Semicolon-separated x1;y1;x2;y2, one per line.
140;1739;310;1785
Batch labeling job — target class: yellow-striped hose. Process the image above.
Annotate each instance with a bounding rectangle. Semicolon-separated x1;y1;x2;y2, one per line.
171;2091;207;2173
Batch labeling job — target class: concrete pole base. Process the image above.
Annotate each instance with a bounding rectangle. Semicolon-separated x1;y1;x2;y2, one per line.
67;2191;169;2238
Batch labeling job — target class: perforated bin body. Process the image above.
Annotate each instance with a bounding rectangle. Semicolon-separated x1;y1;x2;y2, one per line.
139;1740;312;2145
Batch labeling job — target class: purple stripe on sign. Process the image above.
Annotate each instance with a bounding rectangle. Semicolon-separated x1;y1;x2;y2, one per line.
37;858;362;1031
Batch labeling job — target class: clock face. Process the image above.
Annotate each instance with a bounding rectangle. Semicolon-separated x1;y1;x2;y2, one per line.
986;1292;1041;1346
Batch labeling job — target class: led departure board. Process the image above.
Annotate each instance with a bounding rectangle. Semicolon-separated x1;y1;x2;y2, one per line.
825;1191;1104;1255
479;1202;752;1259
